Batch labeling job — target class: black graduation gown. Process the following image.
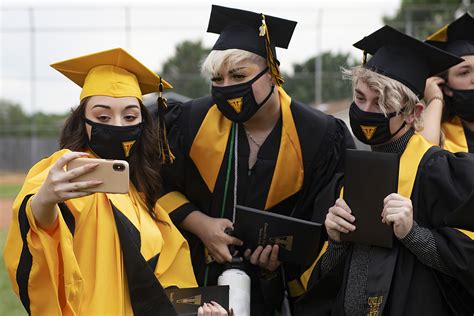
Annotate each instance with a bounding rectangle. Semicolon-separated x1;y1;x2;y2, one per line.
295;134;474;316
160;90;355;315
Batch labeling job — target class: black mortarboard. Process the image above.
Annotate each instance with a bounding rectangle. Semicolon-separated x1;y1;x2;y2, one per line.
207;5;297;85
353;25;463;98
426;12;474;57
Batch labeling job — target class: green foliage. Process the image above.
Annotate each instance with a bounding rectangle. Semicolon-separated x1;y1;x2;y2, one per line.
283;51;357;104
161;40;212;98
0;99;68;137
383;0;472;39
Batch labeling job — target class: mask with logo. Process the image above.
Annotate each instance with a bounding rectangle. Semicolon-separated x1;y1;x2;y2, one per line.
446;88;474;122
85;118;143;160
211;67;274;123
349;102;406;145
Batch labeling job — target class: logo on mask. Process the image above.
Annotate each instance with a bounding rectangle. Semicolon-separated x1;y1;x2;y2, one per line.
122;140;136;158
360;125;377;140
226;97;243;113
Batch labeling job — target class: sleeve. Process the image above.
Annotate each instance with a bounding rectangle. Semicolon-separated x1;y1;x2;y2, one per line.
3;150;84;316
159;101;199;224
286;117;354;298
419;151;474;299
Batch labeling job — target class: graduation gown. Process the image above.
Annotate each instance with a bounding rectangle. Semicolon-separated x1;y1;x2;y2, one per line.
294;133;474;315
159;87;355;314
442;115;474;153
4;149;197;316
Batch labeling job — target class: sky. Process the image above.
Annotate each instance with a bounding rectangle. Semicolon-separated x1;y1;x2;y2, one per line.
0;0;400;114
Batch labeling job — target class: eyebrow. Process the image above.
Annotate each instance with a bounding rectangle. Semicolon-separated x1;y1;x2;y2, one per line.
228;67;246;74
91;104;139;110
354;88;365;96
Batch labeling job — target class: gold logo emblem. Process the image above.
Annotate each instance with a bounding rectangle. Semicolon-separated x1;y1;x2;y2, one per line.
269;236;294;251
360;125;377;140
368;296;383;316
122;140;136;157
176;295;202;305
227;97;243;113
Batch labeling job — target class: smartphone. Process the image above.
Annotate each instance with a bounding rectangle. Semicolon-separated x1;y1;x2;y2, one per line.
66;158;129;194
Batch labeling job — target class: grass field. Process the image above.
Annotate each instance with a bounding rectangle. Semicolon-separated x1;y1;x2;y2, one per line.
0;175;27;315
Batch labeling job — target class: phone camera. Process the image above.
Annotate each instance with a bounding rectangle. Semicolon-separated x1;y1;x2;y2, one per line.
113;163;125;172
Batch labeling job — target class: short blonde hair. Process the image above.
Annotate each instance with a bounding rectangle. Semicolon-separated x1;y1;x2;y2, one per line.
201;49;267;81
342;66;424;131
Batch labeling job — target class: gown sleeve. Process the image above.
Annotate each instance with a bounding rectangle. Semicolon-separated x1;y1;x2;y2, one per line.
3;149;84;316
418;151;474;300
159;101;199;225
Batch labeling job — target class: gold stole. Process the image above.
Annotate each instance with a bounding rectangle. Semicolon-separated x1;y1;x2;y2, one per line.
298;133;434;292
442;116;468;153
189;86;304;210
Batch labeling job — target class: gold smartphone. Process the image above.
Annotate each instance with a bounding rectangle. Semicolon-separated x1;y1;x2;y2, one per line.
67;158;129;194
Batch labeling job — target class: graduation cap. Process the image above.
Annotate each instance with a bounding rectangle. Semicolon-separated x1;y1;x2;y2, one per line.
426;12;474;57
50;48;172;101
51;48;175;163
353;25;463;98
207;5;297;85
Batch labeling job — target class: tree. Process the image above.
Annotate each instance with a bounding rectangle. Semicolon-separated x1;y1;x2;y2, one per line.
160;40;212;98
383;0;472;39
0;98;67;137
283;51;358;105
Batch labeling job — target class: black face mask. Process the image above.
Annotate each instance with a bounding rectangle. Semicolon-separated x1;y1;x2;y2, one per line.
349;102;406;145
211;67;274;123
85;118;143;160
446;88;474;122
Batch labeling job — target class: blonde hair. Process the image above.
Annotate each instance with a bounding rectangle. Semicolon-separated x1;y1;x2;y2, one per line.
342;66;424;131
201;49;267;81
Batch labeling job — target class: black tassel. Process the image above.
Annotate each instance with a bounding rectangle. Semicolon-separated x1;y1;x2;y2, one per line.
156;79;175;164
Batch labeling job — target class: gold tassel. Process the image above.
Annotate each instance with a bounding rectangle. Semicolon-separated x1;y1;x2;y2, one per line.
157;78;175;163
362;50;367;65
259;14;285;86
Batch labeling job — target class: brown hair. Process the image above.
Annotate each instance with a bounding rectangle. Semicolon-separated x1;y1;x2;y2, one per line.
60;97;163;221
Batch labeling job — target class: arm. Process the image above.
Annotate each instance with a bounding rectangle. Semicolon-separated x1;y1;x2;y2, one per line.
420;76;446;145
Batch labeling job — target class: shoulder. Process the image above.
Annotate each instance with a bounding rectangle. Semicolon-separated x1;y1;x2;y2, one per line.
165;95;214;127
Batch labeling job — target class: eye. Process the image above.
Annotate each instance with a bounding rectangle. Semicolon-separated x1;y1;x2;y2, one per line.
124;114;138;121
211;75;223;83
458;70;470;77
97;115;110;122
355;95;365;102
232;73;247;80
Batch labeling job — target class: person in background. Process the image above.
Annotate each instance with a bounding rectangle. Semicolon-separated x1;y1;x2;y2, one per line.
422;13;474;152
295;26;474;315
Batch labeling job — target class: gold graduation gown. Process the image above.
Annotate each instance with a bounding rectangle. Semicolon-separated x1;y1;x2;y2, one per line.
4;149;197;315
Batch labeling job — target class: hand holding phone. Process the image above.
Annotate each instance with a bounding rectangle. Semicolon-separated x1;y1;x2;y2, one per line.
67;157;129;194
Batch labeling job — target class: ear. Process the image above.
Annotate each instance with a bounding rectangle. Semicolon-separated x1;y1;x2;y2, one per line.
442;84;453;97
405;102;424;124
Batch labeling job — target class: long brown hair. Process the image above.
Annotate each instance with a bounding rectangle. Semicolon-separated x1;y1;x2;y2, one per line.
60;97;163;221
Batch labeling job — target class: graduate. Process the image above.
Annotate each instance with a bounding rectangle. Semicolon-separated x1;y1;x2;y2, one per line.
422;12;474;152
295;26;474;315
158;4;354;315
3;48;228;316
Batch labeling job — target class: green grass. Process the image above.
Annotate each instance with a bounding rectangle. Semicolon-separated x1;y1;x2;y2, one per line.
0;229;26;315
0;184;22;198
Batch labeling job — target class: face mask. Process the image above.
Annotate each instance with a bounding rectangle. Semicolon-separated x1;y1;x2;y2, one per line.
85;118;143;160
349;102;406;145
211;67;274;123
446;88;474;122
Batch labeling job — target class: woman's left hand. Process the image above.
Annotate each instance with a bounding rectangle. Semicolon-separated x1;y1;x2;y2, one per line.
244;244;280;272
197;301;229;316
381;193;413;239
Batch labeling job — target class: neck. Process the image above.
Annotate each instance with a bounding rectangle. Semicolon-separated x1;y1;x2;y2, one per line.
244;86;281;133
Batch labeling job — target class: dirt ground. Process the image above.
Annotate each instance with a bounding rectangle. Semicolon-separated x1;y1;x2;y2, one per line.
0;172;26;229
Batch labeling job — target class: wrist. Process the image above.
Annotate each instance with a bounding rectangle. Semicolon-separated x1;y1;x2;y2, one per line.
426;95;444;108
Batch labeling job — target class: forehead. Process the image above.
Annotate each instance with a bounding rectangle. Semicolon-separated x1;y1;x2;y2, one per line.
86;96;140;108
355;80;379;98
